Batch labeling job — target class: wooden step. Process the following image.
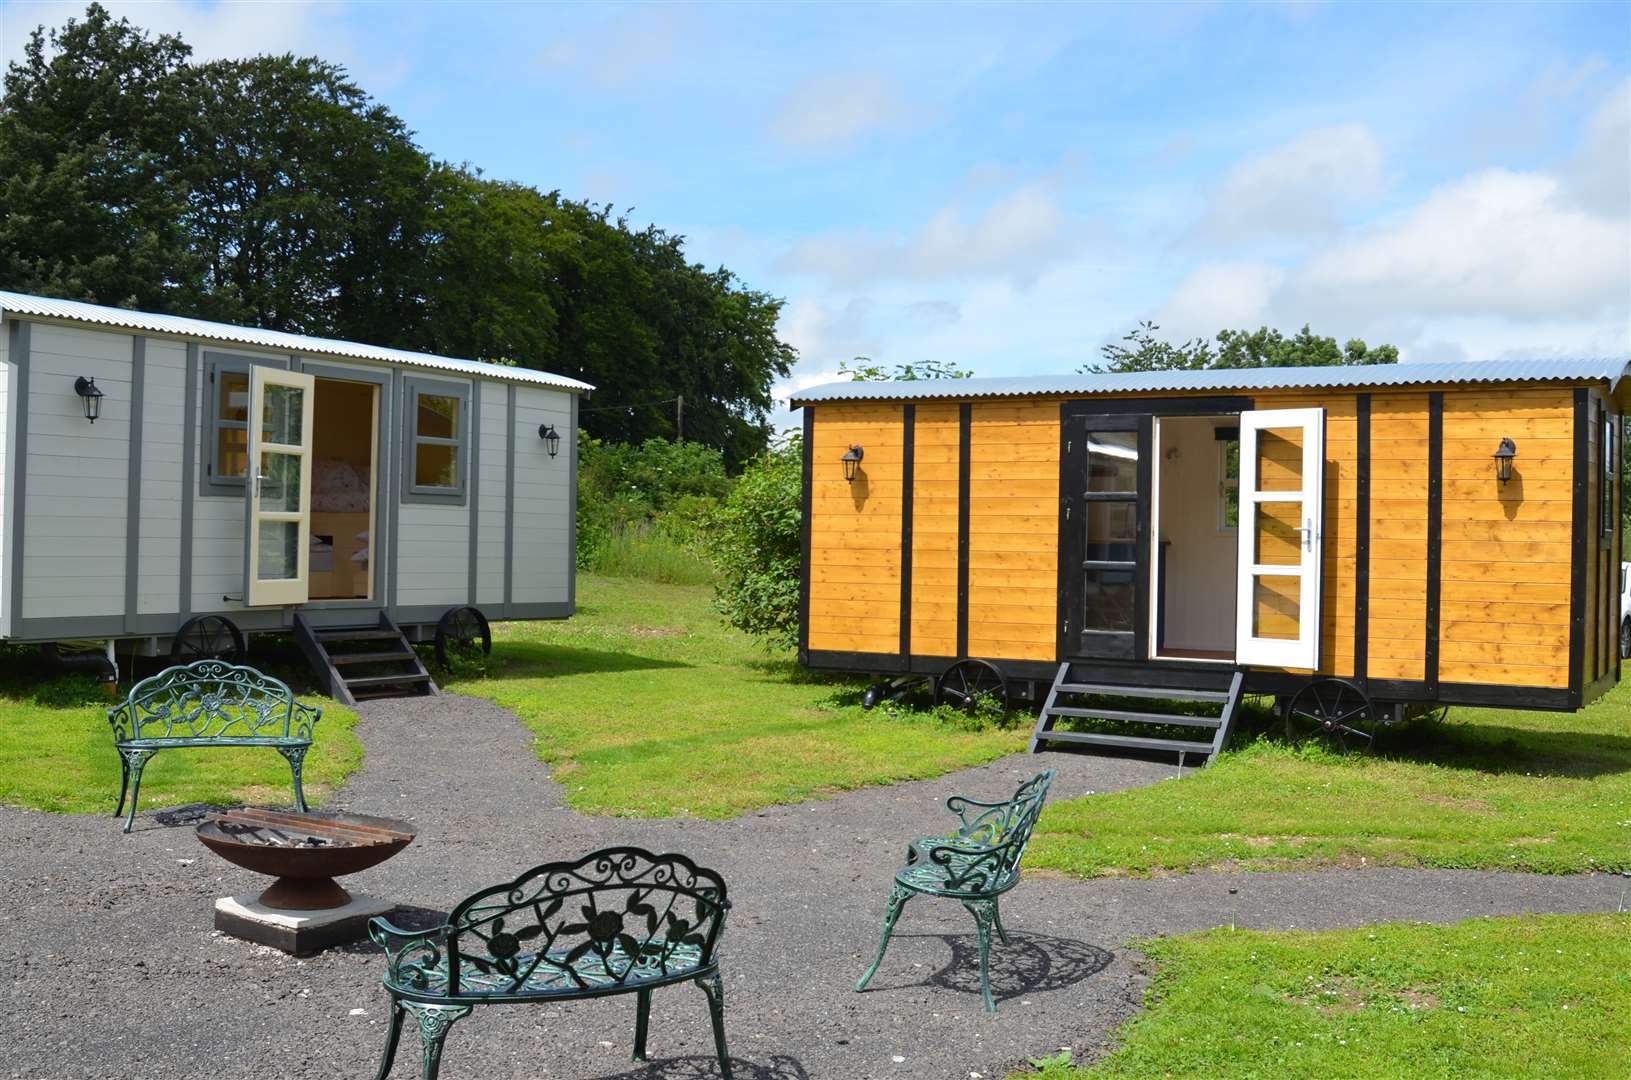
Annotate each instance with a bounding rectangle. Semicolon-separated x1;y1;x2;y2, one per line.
1057;682;1230;703
1034;730;1217;755
1047;706;1222;728
342;672;433;688
316;628;403;642
328;650;417;665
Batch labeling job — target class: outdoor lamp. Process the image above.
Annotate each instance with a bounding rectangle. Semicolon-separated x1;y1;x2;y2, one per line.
1493;437;1517;484
841;444;864;482
73;376;103;423
539;423;561;458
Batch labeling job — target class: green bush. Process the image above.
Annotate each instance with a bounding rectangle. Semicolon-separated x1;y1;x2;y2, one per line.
707;433;802;648
595;524;715;585
578;434;729;570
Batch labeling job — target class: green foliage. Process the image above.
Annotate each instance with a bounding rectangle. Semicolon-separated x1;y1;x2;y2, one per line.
1088;320;1400;374
577;434;728;571
1;3;794;468
592;525;715;586
839;356;973;381
707;434;804;648
1020;914;1631;1078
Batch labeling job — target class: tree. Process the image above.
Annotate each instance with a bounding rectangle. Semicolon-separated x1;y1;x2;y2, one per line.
707;433;803;648
1088;321;1399;374
839;356;972;381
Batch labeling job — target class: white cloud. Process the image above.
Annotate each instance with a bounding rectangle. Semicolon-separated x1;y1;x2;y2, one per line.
1567;78;1630;218
767;70;917;151
778;180;1084;286
1153;262;1287;341
1195;123;1387;245
535;3;693;90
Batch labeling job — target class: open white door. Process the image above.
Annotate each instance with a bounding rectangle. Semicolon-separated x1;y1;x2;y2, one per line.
244;367;316;607
1235;408;1324;668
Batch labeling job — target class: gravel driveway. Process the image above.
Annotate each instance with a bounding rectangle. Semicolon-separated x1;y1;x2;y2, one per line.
2;692;1624;1080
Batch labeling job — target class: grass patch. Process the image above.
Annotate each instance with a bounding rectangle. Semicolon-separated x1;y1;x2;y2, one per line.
1017;913;1631;1079
590;525;715;585
446;574;1027;817
1030;686;1631;877
0;646;362;815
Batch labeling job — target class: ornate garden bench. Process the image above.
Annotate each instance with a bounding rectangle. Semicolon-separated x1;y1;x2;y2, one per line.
855;769;1055;1012
368;846;733;1080
107;659;320;833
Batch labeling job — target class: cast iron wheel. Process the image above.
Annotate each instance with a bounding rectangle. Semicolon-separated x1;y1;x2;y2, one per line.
1405;703;1450;727
1620;618;1630;660
170;615;246;664
935;658;1009;719
434;606;491;668
862;683;888;711
1285;677;1376;753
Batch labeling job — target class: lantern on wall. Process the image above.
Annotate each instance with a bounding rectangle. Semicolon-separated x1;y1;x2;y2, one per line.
1493;437;1517;484
841;444;864;482
73;376;103;423
539;424;561;459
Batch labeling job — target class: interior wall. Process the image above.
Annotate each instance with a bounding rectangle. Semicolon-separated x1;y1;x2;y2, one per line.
309;378;375;600
1157;415;1237;653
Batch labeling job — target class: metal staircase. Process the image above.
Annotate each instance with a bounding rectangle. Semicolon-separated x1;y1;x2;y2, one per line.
294;612;439;707
1028;662;1245;766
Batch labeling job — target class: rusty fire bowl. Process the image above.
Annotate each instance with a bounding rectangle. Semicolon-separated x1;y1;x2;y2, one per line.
197;807;416;910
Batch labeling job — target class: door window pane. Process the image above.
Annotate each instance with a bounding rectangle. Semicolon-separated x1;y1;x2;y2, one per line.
1255;428;1302;492
1252;501;1304;566
1086;431;1138;492
1082;566;1135;632
258;452;302;513
257;521;299;581
261;385;304;446
1085;501;1136;562
1251;574;1300;640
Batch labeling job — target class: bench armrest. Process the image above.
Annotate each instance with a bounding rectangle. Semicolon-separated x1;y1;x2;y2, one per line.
914;837;1012;892
370;917;446;989
290;701;322;740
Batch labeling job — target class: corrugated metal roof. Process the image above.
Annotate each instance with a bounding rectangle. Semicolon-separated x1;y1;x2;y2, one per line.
0;290;595;393
790;358;1630;405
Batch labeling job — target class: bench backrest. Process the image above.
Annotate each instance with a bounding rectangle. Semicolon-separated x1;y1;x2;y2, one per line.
955;769;1055;883
108;660;309;743
444;846;729;997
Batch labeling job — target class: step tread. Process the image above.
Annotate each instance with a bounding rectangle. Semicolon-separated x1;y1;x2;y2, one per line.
316;628;404;642
1056;681;1230;702
1045;706;1222;728
342;672;433;687
329;650;417;665
1035;729;1216;754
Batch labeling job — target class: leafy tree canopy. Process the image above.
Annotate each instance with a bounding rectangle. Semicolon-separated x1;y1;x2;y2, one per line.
839;356;972;381
1088;321;1400;374
0;4;794;467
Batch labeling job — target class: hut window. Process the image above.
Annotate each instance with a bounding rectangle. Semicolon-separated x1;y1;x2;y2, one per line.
1217;433;1240;531
202;352;288;495
1601;407;1614;539
402;377;469;505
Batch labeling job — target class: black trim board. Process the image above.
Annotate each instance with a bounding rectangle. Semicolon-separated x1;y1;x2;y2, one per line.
955;402;971;659
899;405;914;657
1060;395;1252;418
1354;394;1370;682
1055;402;1071;661
1424;392;1442;695
797;407;814;663
1569;388;1589;707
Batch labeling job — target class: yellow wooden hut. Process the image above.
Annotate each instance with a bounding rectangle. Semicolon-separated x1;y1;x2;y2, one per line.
790;360;1627;760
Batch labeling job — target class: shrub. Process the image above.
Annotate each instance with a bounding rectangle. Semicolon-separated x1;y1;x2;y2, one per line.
707;433;802;648
577;433;730;569
595;524;715;585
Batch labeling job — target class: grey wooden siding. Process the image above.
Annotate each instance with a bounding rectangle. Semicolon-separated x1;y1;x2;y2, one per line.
0;328;10;637
138;340;186;615
477;380;507;606
396;374;472;610
21;324;130;619
511;386;572;604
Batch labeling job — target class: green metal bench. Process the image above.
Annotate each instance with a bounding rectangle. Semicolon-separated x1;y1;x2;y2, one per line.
368;846;733;1080
855;769;1055;1012
107;659;321;833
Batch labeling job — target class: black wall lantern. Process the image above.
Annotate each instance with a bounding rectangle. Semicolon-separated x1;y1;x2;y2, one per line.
841;444;864;482
1493;437;1517;484
539;423;561;458
73;376;103;423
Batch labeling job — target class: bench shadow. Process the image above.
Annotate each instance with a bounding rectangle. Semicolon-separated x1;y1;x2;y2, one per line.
587;1055;809;1080
869;929;1113;1006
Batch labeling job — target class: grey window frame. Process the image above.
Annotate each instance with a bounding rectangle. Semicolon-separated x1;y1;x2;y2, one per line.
401;376;470;506
201;351;289;496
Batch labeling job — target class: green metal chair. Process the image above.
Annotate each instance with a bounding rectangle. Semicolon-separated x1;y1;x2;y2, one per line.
855;769;1055;1012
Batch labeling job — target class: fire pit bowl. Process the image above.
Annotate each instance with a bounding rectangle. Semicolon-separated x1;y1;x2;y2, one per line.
197;807;416;910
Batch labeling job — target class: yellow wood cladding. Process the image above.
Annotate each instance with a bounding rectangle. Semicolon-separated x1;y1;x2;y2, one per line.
805;382;1605;697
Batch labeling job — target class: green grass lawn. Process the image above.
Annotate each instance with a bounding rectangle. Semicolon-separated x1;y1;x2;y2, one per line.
1030;686;1631;877
446;575;1028;818
0;652;361;815
1018;912;1631;1079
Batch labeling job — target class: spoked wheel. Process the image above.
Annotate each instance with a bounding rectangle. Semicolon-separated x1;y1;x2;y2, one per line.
1405;703;1450;727
170;615;246;664
434;606;491;668
1285;677;1376;753
935;659;1009;720
1620;618;1630;660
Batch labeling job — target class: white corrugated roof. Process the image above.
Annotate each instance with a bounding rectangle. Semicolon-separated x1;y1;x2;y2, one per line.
0;290;595;393
790;358;1631;404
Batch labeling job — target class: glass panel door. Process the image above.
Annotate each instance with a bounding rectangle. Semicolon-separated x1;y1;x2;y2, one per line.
1235;408;1324;668
245;368;316;607
1065;415;1149;659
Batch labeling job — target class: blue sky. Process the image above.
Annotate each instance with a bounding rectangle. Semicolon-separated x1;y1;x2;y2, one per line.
4;1;1628;420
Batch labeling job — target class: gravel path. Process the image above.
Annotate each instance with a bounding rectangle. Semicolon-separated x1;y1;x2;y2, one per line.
2;692;1625;1080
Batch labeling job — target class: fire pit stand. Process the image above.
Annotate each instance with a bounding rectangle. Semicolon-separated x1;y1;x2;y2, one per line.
197;807;416;955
